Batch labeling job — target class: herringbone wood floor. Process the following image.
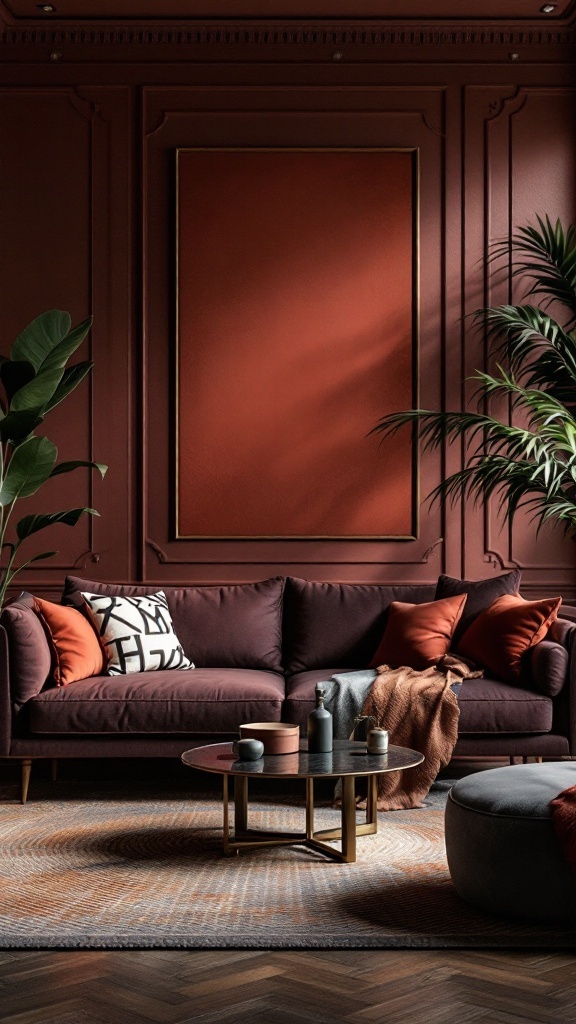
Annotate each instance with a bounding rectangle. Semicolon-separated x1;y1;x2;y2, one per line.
0;949;575;1024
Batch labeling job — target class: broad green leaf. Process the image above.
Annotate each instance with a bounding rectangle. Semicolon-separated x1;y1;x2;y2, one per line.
23;550;57;562
50;460;107;479
10;310;71;371
0;409;44;445
10;550;57;575
42;361;93;414
16;507;99;542
10;367;64;413
40;316;93;374
0;436;57;504
3;550;58;594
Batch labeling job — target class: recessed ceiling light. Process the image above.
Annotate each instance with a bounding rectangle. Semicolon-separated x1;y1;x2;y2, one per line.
38;4;56;11
540;3;556;11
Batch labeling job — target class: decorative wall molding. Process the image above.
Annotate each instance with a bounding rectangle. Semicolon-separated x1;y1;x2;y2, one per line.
421;538;444;563
0;24;575;48
483;549;520;571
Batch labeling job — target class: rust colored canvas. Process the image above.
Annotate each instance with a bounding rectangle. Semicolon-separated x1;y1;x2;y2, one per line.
176;148;417;538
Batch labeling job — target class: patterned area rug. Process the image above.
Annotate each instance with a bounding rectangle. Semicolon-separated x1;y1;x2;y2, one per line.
1;771;575;949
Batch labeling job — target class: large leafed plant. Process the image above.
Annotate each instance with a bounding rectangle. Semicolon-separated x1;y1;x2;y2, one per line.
0;310;106;608
372;215;576;538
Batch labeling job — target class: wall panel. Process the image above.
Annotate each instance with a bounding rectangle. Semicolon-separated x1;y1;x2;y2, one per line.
464;85;576;598
143;84;446;583
0;85;134;595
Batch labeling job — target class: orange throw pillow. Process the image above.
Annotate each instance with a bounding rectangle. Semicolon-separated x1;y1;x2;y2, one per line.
369;594;467;671
457;592;562;683
33;597;104;686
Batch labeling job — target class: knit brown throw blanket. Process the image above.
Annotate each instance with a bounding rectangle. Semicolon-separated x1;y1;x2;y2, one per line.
361;654;482;811
550;786;576;873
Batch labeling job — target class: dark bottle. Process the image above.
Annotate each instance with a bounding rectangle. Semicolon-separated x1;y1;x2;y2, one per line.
307;683;333;753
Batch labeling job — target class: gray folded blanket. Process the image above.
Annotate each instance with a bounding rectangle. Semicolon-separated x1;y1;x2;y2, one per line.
323;670;377;739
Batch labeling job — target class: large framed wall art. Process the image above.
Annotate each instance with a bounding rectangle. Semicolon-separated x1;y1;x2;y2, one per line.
175;147;418;539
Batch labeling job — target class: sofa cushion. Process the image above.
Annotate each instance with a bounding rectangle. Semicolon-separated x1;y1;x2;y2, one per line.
434;570;521;647
283;577;436;674
283;671;553;735
81;591;194;675
283;669;344;729
457;677;553;734
368;594;467;670
63;576;284;672
457;593;562;683
1;594;51;707
33;597;104;685
26;668;285;735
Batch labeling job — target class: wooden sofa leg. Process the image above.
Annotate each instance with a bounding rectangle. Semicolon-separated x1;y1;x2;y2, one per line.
21;759;32;804
51;759;58;782
535;756;543;763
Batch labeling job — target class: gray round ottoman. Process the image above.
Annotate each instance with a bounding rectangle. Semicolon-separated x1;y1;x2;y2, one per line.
445;763;576;923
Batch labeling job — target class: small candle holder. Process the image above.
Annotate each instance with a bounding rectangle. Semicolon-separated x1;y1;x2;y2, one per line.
367;728;389;755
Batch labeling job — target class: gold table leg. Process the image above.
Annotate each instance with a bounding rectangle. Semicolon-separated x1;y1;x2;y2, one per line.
222;773;231;855
340;775;357;863
366;773;378;831
234;775;249;833
219;772;380;863
306;777;314;839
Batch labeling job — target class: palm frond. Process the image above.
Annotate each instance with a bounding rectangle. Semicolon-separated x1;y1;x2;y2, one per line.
472;304;576;403
491;214;576;322
372;214;576;538
427;454;576;534
370;408;491;453
372;373;576;532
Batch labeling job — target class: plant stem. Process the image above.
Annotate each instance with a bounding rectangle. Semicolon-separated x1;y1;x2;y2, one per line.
0;541;18;610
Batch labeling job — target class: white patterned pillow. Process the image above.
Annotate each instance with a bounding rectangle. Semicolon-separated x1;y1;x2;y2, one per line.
81;591;195;676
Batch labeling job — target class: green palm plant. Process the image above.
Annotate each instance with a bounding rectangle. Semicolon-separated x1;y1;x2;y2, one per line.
0;309;106;609
371;215;576;537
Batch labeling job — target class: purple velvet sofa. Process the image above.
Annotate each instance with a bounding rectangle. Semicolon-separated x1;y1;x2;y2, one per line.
1;574;575;802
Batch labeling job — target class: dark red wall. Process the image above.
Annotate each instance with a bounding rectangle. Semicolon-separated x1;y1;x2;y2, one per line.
0;22;575;598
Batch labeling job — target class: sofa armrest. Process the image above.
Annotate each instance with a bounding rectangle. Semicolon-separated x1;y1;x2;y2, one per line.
547;615;576;756
558;605;576;626
564;627;576;757
549;617;575;647
0;624;11;756
526;639;569;698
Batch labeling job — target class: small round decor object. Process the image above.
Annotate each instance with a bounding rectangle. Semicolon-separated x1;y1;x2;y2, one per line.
233;738;264;761
367;728;389;755
239;722;300;755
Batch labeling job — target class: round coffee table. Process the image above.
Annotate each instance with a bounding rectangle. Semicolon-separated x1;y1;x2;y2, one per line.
181;739;423;864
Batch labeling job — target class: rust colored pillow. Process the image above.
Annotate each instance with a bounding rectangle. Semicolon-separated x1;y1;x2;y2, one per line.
368;594;467;671
33;597;104;686
457;593;562;683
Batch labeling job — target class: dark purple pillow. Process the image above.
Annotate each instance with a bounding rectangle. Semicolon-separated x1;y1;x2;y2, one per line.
63;576;284;672
1;593;52;707
283;577;436;674
434;570;521;648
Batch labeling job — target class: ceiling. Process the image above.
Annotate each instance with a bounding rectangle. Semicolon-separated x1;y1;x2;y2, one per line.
2;0;575;21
